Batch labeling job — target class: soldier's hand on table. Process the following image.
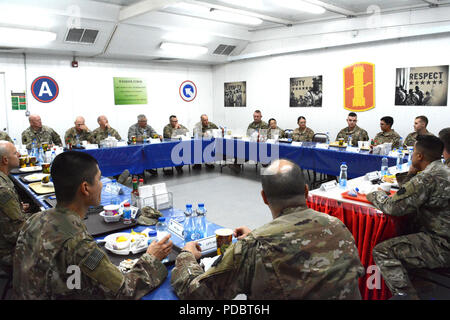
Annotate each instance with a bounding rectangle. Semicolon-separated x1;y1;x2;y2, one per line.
147;234;173;261
234;226;251;240
183;241;202;260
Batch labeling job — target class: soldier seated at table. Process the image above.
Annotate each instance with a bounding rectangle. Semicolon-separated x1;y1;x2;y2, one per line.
171;159;364;300
267;118;285;139
64;116;92;147
367;135;450;299
439;127;450;167
12;151;173;299
292;116;314;142
372;116;402;149
193;114;218;169
91;115;122;145
0;141;30;278
163;115;189;174
335;112;369;147
128;114;162;143
246;110;269;137
403;115;434;148
22;114;62;150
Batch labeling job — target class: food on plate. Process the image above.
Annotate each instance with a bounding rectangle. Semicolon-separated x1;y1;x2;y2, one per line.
381;175;396;183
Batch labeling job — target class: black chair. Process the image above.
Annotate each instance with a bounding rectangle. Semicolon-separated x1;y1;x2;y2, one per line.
311;133;333;189
410;268;450;299
312;133;329;143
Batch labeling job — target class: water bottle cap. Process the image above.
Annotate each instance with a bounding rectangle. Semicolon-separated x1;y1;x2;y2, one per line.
186;204;192;208
198;203;204;207
158;217;165;222
341;162;346;165
112;179;117;183
355;187;359;192
148;230;157;237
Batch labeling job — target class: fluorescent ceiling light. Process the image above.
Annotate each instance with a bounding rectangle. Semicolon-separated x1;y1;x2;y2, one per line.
0;27;57;47
210;9;263;26
0;5;55;28
163;30;210;45
160;42;208;56
220;0;266;10
278;0;326;14
168;2;210;14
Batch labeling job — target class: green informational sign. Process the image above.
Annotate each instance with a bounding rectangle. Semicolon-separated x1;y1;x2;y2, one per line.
113;77;148;105
11;92;26;110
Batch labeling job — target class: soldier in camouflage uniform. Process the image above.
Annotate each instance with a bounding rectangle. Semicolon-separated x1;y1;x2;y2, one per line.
292;116;315;142
127;114;161;143
21;114;62;150
335;112;369;146
12;151;173;299
91;115;122;145
64;116;92;146
193;114;219;138
367;135;450;299
438;127;450;167
171;159;364;300
246;110;269;136
163;115;189;139
372;116;402;149
0;131;13;143
403;116;434;148
0;141;28;276
267;118;285;139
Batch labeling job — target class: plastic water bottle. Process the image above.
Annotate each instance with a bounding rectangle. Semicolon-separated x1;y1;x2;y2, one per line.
326;132;330;144
381;157;389;176
183;204;195;242
122;202;132;224
407;147;413;166
348;135;352;146
143;130;147;143
50;149;56;163
196;203;207;239
37;147;44;164
31;139;37;157
396;149;403;171
339;162;348;188
156;217;168;240
107;179;121;205
75;134;81;148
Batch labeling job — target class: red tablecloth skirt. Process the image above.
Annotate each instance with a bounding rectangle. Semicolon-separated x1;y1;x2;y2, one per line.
307;194;404;300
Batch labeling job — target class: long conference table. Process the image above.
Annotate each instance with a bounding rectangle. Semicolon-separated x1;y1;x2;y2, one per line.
80;138;400;179
12;138;407;300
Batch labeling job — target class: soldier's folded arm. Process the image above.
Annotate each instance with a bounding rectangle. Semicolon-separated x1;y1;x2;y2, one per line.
171;240;253;300
72;237;167;299
367;176;428;216
0;191;26;244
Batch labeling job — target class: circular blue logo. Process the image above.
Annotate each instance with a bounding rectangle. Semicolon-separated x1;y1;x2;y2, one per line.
179;80;197;102
31;76;59;103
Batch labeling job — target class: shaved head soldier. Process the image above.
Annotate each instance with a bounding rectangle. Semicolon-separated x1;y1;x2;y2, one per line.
367;135;450;299
171;159;364;300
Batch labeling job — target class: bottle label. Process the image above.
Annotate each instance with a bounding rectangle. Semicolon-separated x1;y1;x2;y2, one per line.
168;219;184;239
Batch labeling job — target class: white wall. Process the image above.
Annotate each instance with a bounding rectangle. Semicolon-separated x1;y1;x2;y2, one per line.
212;34;450;140
0;53;213;142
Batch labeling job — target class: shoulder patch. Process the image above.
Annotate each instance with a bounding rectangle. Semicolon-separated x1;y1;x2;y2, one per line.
83;248;105;271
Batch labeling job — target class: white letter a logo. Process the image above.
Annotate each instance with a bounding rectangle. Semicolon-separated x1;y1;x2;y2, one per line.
39;81;53;97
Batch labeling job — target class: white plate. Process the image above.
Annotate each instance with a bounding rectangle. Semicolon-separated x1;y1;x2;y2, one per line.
19;166;42;172
24;173;49;182
103;232;149;255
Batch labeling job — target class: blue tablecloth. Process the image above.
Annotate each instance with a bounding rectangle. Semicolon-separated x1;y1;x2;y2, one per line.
78;138;404;179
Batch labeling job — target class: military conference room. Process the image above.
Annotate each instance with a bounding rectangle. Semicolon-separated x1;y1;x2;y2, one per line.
0;0;450;307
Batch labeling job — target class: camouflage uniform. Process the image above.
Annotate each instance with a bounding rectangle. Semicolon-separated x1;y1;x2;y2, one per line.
267;127;285;139
366;160;450;297
247;121;269;134
193;122;219;137
446;158;450;168
127;123;158;142
335;125;369;147
171;205;364;300
0;171;27;275
372;130;402;149
292;127;315;142
12;206;168;299
64;127;92;146
163;124;189;139
91;126;122;145
403;130;434;148
22;125;62;150
0;131;13;143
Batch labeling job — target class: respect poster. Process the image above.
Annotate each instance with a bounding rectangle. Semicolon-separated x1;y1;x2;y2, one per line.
113;77;148;105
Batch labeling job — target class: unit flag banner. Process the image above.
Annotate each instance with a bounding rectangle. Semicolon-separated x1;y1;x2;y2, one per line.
343;62;375;112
